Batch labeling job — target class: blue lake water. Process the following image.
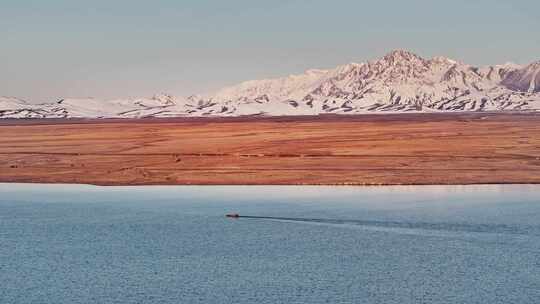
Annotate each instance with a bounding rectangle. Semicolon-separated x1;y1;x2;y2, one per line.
1;184;540;304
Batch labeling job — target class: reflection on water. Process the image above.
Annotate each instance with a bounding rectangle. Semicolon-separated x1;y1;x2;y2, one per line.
1;184;540;304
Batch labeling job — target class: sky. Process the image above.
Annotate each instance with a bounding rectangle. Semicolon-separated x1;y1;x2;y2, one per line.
1;0;539;102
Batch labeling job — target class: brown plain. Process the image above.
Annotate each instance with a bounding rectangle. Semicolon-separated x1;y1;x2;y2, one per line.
1;113;539;185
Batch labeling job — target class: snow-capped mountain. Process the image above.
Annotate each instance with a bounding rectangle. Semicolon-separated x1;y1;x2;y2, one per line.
0;94;190;119
2;50;540;118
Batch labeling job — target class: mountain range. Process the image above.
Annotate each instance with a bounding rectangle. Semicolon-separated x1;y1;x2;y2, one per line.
2;50;539;118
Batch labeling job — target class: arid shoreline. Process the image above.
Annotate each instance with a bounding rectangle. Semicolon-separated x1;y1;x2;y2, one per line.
1;113;539;186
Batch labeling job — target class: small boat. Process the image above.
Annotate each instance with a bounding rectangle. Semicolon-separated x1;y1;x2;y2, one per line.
226;213;240;218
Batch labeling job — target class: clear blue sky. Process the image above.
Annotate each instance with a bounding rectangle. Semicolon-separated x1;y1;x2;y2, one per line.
1;0;539;102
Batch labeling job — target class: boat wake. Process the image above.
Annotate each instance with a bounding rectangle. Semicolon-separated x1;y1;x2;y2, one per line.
233;215;538;237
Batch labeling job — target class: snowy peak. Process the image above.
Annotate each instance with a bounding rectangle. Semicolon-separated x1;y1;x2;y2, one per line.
344;50;439;86
381;49;426;65
204;50;540;115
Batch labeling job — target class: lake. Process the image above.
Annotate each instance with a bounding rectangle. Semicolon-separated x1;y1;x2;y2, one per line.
1;184;539;303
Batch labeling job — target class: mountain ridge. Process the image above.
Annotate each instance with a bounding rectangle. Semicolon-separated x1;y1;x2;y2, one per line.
2;50;540;118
